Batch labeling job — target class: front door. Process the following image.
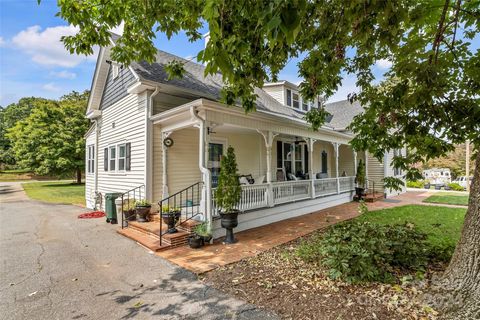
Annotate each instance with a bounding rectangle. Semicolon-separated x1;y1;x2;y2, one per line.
208;142;224;187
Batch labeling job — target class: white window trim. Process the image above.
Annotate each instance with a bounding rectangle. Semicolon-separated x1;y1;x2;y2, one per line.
107;142;128;174
117;144;127;172
278;140;306;175
292;92;300;109
87;145;95;174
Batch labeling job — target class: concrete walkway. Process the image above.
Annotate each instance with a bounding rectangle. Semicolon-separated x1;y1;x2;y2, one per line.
0;182;277;320
157;191;468;274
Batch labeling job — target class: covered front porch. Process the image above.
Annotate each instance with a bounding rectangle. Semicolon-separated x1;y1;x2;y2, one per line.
151;99;364;237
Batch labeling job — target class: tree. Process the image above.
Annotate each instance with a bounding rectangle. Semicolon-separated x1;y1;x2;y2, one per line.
55;1;479;318
7;91;89;183
0;97;47;167
215;146;241;213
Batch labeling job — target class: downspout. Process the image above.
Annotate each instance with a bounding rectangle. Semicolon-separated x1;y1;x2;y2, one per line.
93;119;100;209
190;106;212;232
146;86;160;201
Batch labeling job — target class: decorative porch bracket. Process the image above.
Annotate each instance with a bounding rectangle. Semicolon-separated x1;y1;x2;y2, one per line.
257;130;279;207
161;131;172;198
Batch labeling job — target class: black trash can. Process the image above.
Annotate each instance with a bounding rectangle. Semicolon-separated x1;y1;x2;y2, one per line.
105;193;122;224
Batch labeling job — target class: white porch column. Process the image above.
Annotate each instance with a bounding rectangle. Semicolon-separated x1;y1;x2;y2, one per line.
364;150;369;187
257;130;278;207
307;138;316;199
333;142;340;194
161;131;172;198
354;151;358;175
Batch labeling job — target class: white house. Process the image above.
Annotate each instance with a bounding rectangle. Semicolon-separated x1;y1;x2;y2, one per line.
85;34;406;244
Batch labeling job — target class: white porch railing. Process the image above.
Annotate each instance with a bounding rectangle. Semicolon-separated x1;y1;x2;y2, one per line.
272;180;311;205
212;176;356;215
314;178;338;197
212;184;269;215
339;176;356;193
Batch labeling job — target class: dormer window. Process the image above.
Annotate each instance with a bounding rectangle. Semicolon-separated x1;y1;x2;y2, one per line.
292;92;300;109
286;89;292;106
302;100;308;111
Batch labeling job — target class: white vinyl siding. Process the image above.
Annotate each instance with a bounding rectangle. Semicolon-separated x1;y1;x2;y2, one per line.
96;93;147;210
262;85;286;105
367;152;385;194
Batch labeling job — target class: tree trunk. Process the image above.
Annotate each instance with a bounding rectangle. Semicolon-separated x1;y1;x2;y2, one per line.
76;168;82;184
428;151;480;319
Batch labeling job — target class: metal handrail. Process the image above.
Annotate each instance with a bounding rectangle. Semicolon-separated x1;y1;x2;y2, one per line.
120;184;145;229
158;181;203;246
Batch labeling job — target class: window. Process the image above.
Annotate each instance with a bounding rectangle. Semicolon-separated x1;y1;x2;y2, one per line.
118;144;126;171
292;93;300;109
393;149;402;176
321;151;328;174
87;145;95;174
276;140;306;177
109;146;116;171
286;89;292;106
112;64;119;79
302;99;309;111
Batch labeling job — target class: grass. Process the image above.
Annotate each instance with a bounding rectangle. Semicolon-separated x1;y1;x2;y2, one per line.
423;193;469;206
358;204;466;260
0;169;34;181
22;181;85;206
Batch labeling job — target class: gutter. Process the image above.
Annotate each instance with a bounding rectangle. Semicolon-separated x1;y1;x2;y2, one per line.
146;86;160;201
190;105;212;232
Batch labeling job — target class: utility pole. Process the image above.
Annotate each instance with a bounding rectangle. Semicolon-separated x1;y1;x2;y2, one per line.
466;140;470;193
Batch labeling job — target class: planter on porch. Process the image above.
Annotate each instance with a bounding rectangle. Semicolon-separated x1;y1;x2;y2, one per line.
135;200;152;223
161;206;181;233
215;146;242;244
220;210;239;244
188;234;204;248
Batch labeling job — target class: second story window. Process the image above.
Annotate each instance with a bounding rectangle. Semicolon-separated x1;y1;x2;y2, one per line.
286;89;292;106
292;92;299;109
302;99;309;111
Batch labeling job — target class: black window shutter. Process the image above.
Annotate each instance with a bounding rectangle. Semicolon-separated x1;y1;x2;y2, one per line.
104;148;108;171
304;146;308;173
126;143;131;171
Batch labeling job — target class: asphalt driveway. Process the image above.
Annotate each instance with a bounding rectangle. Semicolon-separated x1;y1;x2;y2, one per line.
0;182;277;320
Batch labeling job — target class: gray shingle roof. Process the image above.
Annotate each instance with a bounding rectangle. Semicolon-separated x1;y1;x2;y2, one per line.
111;34;362;131
324;100;364;130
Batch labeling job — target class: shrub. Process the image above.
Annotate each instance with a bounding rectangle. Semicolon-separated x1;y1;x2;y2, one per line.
407;180;424;188
296;221;428;283
447;182;464;191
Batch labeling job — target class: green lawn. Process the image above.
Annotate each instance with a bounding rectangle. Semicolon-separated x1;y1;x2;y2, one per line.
0;169;34;181
423;193;469;206
358;205;466;260
22;181;85;206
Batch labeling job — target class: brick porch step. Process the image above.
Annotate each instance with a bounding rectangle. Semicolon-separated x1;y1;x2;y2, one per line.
147;213;201;232
364;193;384;202
119;219;196;251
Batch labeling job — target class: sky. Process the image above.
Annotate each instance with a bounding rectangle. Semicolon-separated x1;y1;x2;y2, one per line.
0;1;415;107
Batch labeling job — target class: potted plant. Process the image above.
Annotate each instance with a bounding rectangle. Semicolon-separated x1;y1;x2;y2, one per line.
193;221;212;244
135;199;151;222
215;146;242;244
188;234;204;249
123;199;136;222
354;159;366;199
161;205;181;234
424;180;431;189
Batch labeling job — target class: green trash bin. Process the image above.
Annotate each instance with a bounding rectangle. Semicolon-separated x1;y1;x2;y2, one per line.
105;193;122;224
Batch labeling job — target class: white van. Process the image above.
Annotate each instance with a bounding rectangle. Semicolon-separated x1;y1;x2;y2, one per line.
452;176;473;190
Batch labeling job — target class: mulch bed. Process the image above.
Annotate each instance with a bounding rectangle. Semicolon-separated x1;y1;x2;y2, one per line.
201;233;443;320
78;211;106;219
